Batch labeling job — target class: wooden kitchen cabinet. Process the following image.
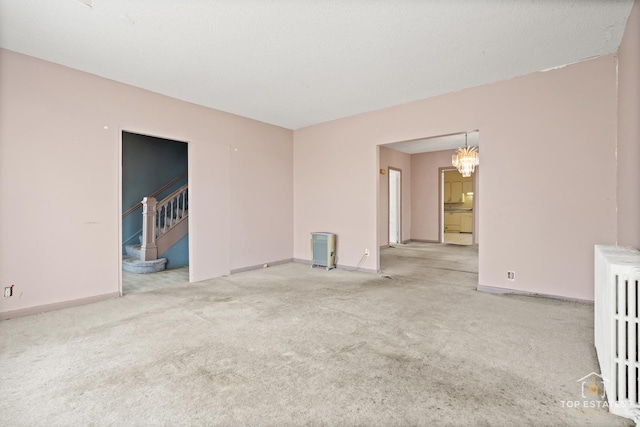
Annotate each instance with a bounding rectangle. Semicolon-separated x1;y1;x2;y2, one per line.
444;181;463;203
444;212;462;232
450;182;463;203
461;213;473;233
462;181;473;194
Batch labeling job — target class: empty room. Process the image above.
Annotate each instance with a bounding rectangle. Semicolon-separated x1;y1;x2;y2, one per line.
1;1;639;426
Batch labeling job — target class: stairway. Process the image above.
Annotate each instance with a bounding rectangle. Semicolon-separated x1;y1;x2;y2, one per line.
122;244;167;274
122;182;189;274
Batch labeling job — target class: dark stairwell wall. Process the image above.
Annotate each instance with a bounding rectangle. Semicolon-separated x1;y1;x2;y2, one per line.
122;132;189;268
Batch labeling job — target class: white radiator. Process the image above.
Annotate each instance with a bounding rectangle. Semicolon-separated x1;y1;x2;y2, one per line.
595;245;640;421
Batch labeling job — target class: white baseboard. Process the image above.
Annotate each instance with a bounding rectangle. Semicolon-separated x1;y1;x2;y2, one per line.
476;284;593;303
293;258;377;274
230;258;293;274
0;292;120;321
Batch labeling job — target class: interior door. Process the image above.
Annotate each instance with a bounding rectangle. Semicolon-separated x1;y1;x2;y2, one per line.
389;169;401;244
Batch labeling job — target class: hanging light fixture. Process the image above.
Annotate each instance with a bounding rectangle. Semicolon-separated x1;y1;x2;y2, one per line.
452;133;479;177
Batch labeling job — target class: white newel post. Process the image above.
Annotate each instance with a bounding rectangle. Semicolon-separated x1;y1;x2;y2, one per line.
140;196;158;261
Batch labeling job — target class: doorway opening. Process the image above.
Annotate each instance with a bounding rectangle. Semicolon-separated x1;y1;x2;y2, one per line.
441;169;474;246
377;131;479;279
120;131;190;295
389;168;402;244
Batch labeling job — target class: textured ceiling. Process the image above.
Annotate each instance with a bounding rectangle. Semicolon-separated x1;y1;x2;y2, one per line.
0;0;634;129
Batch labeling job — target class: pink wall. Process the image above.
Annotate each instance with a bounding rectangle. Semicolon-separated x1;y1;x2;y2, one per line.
294;55;618;300
0;25;632;314
617;0;640;248
411;150;452;242
377;146;412;247
293;126;378;271
0;49;293;316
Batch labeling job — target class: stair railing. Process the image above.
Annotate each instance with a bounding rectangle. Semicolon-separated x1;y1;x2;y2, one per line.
140;184;188;261
122;171;188;219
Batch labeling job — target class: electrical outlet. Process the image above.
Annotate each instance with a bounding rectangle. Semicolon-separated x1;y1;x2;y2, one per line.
4;286;13;298
507;271;515;281
364;249;370;257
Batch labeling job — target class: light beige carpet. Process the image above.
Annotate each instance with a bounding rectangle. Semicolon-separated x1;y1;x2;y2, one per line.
0;243;631;426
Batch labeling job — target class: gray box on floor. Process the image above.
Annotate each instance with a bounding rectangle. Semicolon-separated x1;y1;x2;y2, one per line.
311;232;336;270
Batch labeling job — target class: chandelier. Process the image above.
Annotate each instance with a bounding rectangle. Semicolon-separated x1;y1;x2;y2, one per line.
452;133;479;177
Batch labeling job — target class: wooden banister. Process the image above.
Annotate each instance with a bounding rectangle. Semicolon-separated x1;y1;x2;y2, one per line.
122;171;188;218
141;183;189;260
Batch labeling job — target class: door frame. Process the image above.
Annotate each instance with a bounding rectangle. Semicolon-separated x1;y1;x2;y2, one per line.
439;167;476;244
439;167;456;243
388;167;402;245
118;128;191;297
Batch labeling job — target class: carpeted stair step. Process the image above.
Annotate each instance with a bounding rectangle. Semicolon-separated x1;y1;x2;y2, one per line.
122;256;167;274
125;244;142;259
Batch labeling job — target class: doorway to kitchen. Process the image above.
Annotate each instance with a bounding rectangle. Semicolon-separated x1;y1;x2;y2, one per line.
441;169;474;245
377;131;479;276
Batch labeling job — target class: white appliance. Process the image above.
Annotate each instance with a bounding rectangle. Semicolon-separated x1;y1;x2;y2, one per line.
311;232;336;270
